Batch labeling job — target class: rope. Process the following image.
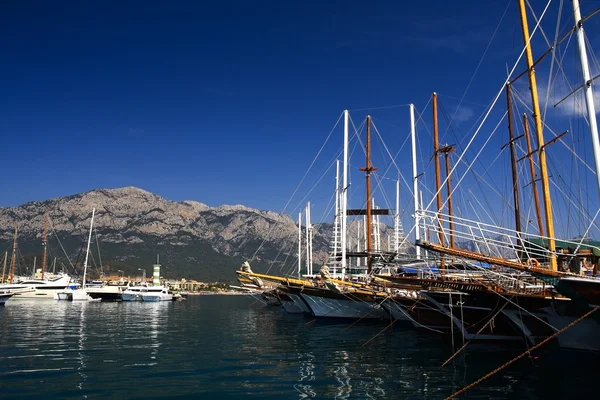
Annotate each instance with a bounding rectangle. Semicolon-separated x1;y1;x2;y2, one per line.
441;297;513;367
362;316;398;347
444;305;600;400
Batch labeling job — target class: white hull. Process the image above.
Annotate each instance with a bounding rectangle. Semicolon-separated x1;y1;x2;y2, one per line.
122;286;172;302
12;288;67;299
54;288;99;302
0;275;73;300
299;293;385;319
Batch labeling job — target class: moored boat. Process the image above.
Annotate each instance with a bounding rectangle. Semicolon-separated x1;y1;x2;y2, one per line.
0;290;14;305
122;285;173;302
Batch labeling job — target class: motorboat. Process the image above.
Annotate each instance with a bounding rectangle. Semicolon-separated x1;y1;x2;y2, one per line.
122;285;173;302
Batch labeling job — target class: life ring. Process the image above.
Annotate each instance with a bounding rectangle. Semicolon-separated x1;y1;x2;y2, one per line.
526;258;540;268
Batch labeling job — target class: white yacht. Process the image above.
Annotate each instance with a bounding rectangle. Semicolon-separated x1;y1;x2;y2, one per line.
0;274;73;299
122;285;173;302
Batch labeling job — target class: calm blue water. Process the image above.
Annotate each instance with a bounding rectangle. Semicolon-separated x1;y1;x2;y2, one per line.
0;295;595;399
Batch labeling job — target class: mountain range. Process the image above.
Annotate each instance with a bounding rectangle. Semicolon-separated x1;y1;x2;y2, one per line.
0;187;339;282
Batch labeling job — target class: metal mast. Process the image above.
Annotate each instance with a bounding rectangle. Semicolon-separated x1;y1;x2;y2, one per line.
298;212;302;278
341;110;349;279
572;0;600;198
9;225;17;284
41;214;48;280
330;160;342;276
81;208;96;290
394;179;400;253
410;104;421;259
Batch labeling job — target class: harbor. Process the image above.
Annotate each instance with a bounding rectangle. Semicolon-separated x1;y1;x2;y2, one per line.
2;0;600;398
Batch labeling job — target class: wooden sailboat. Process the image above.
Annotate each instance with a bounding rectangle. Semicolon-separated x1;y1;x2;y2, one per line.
406;0;600;351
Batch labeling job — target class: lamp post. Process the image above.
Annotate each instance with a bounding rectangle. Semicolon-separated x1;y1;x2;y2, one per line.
138;268;146;282
117;270;124;279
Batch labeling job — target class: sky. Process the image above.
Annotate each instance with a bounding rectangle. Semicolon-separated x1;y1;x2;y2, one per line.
2;0;600;238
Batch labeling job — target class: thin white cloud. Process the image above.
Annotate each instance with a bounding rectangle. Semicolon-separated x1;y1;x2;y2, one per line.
452;105;475;123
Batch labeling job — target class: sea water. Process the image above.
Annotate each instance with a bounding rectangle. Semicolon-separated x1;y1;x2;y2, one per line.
0;295;594;399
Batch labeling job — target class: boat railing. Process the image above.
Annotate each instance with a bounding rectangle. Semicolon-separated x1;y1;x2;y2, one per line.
416;209;600;269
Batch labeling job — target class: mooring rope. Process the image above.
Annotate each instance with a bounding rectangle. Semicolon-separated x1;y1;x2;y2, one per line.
444;306;600;400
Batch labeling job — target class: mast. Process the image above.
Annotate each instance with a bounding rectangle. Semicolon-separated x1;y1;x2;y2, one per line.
305;203;310;276
572;0;600;198
518;0;557;270
356;220;361;267
523;114;545;236
506;84;522;236
410;104;421;259
298;212;302;278
82;208;96;290
420;190;428;259
360;115;376;273
394;179;400;253
1;251;7;283
9;225;17;284
41;214;48;280
332;159;341;276
341;110;349;280
433;93;444;246
440;145;456;248
433;93;446;271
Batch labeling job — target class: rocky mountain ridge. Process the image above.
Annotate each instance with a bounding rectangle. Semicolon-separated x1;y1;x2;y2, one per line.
0;187;310;280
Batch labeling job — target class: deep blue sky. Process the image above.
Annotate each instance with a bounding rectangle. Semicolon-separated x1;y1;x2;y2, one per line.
2;0;599;236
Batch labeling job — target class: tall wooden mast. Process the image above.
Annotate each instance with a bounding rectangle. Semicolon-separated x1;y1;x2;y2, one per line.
506;84;522;236
41;215;48;280
9;225;17;284
360;115;376;274
523;114;545;236
433;93;444;247
518;0;557;270
440;145;456;248
432;93;446;270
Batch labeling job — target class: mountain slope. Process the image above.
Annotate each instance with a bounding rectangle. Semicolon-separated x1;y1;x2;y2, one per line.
0;187;308;281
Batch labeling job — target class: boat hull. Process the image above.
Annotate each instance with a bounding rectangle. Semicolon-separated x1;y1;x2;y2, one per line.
0;293;13;305
87;287;123;301
276;288;311;314
298;287;385;320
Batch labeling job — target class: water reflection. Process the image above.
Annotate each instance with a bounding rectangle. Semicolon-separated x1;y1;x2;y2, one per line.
0;296;594;399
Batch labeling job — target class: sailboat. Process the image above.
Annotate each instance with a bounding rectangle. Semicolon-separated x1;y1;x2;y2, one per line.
55;208;98;301
406;0;600;351
0;218;73;299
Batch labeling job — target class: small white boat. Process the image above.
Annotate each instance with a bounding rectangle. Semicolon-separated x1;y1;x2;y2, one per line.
122;285;173;302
